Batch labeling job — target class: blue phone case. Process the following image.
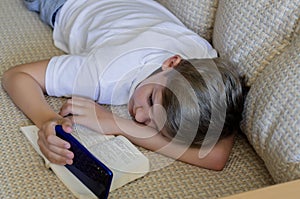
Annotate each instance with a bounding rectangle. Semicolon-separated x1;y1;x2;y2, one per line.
55;125;113;199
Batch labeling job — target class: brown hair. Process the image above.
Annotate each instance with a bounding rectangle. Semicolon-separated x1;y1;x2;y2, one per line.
161;58;245;146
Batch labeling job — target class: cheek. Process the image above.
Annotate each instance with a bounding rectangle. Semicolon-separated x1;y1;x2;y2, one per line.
128;88;142;113
134;86;148;101
132;89;141;103
150;104;167;131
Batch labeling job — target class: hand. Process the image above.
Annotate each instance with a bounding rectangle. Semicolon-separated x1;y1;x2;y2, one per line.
37;117;74;165
59;97;119;135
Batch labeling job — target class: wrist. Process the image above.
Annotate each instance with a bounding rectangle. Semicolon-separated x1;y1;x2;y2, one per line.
35;114;62;129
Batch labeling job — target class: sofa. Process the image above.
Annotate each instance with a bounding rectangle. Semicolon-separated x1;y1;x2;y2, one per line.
0;0;299;198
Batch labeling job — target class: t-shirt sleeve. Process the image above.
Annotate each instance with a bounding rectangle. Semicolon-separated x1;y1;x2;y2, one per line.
45;54;100;101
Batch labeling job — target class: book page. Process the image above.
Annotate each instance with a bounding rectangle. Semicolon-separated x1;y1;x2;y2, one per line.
72;124;114;148
89;136;149;190
89;136;149;172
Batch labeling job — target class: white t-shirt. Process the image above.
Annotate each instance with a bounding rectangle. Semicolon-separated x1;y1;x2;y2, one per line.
46;0;217;105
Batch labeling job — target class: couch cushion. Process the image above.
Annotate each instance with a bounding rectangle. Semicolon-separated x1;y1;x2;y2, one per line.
155;0;218;42
241;36;300;183
213;0;299;86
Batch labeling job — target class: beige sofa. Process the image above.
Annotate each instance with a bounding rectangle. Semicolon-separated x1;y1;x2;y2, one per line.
0;0;299;198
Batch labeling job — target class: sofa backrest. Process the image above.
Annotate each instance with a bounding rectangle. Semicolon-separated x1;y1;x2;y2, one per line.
155;0;219;42
156;0;299;87
213;0;300;86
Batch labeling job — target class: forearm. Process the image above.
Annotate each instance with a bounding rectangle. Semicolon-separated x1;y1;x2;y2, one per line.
125;130;233;170
106;115;234;170
2;61;61;128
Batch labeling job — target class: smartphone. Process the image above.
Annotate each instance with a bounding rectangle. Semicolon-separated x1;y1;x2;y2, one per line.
55;125;113;199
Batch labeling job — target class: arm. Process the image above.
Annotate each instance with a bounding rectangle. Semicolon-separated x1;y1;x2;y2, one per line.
109;115;234;171
124;132;234;171
2;60;74;165
61;97;234;170
2;60;57;126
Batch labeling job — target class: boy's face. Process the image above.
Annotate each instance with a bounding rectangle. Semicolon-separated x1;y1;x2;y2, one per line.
128;70;170;131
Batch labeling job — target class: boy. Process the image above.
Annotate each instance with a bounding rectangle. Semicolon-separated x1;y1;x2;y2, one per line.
2;0;244;171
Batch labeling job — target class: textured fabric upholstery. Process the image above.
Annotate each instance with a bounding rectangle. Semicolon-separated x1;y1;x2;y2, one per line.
156;0;218;42
213;0;300;86
241;36;300;183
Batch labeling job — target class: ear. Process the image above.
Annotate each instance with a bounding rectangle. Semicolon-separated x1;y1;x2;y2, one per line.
162;55;182;70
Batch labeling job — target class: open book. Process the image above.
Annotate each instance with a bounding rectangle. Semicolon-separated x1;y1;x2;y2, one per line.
20;125;149;199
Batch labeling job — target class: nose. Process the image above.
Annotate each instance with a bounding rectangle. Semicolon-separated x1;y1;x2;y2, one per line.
134;107;151;125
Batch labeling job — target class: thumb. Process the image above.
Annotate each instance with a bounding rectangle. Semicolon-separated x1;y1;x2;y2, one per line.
60;117;73;133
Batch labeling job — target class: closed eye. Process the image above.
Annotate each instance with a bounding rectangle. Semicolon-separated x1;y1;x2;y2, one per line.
148;93;153;106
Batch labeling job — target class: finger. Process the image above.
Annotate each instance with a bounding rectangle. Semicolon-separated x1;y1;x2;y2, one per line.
41;122;71;148
38;122;57;147
71;96;94;104
39;141;73;165
70;114;103;134
59;100;74;116
68;115;86;126
60;100;88;117
38;122;74;164
69;115;93;129
38;128;69;149
70;97;97;109
59;118;74;133
48;143;74;160
37;131;74;165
